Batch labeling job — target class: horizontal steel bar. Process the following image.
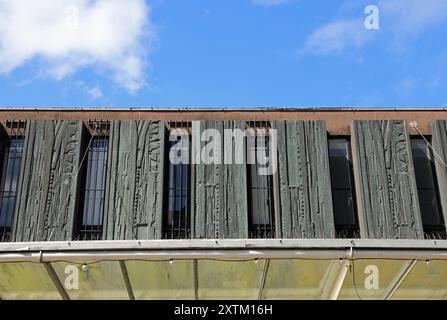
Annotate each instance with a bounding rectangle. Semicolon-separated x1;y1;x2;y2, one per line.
1;248;447;263
0;252;42;263
2;239;447;253
1;107;447;111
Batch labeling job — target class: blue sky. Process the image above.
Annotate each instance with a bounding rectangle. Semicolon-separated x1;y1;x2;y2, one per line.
0;0;446;108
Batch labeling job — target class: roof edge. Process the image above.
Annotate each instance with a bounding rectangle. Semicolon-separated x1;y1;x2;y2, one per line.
0;106;446;112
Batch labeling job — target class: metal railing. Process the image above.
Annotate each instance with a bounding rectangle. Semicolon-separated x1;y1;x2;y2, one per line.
163;121;192;240
246;120;275;239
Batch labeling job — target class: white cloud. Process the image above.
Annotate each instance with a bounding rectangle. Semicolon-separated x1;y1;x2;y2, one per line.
87;86;103;100
302;19;376;55
252;0;288;7
0;0;154;93
302;0;447;55
76;81;103;100
380;0;447;36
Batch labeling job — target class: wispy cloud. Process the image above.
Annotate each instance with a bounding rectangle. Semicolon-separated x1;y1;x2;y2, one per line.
252;0;288;7
380;0;447;36
301;0;447;55
76;81;103;100
0;0;154;93
301;18;375;55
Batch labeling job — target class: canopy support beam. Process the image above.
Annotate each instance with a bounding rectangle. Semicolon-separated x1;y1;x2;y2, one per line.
258;259;270;300
193;260;199;300
320;259;350;300
119;261;135;300
44;262;70;300
383;259;417;300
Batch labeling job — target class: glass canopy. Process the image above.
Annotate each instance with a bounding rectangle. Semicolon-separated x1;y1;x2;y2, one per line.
1;257;446;300
1;239;447;300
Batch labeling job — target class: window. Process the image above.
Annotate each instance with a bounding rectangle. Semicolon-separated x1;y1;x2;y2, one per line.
411;138;446;239
247;121;275;238
76;122;109;241
328;137;359;238
0;122;25;242
163;122;191;239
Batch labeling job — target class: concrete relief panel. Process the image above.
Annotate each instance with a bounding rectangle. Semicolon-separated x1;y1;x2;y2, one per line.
13;120;85;241
273;120;335;238
104;120;165;240
352;120;423;239
431;120;447;229
193;120;248;239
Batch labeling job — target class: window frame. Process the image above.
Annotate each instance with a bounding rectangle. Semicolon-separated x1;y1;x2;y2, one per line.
162;121;193;240
75;121;109;241
328;135;360;238
410;136;446;239
0;121;25;242
246;120;276;239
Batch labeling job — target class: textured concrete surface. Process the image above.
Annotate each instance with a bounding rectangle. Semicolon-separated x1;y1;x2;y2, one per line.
352;120;424;239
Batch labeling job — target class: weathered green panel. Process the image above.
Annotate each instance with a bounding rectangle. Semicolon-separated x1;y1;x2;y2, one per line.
193;120;248;239
13;120;85;241
431;120;447;228
104;120;165;240
273;120;335;238
352;120;423;239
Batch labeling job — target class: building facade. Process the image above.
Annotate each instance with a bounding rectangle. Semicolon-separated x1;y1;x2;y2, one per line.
1;108;447;300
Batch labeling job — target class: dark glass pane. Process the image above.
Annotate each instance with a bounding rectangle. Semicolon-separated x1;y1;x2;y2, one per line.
0;137;24;242
0;196;9;226
418;190;441;225
412;140;436;189
330;157;351;188
77;137;108;241
411;138;445;238
328;138;359;238
332;189;355;225
250;189;273;225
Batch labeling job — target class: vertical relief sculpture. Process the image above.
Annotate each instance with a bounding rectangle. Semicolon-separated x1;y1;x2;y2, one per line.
194;120;248;239
273;120;335;238
431;120;447;227
13;120;85;241
352;120;423;239
104;120;165;240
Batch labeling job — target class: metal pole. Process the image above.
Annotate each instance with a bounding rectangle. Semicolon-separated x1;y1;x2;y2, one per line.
2;248;447;263
119;261;135;300
44;262;70;300
383;259;418;300
258;259;270;300
193;259;199;300
320;259;350;300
